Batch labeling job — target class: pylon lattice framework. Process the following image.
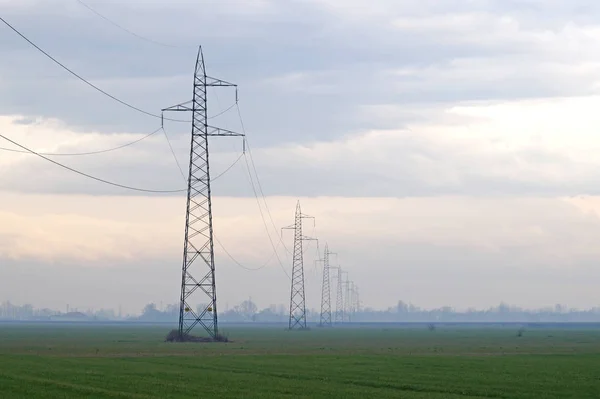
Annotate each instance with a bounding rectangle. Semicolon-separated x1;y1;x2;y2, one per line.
353;284;360;316
334;267;344;324
162;46;244;339
319;244;335;327
349;281;357;320
343;275;351;322
283;201;316;330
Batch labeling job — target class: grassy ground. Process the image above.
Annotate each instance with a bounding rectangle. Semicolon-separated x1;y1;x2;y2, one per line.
0;323;599;398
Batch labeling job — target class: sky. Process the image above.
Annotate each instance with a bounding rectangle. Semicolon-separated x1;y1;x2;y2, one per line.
3;0;600;314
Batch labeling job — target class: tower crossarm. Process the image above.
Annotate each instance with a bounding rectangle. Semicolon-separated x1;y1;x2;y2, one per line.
281;229;318;243
161;101;193;113
206;126;244;137
206;76;237;87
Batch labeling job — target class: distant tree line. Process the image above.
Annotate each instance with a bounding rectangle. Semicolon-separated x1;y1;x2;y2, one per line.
0;301;118;321
4;299;600;323
358;301;600;323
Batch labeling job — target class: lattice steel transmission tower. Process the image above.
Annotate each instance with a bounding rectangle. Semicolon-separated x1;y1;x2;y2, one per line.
319;244;336;327
342;273;351;322
162;46;244;340
349;282;358;321
282;201;316;330
334;267;344;324
353;284;360;315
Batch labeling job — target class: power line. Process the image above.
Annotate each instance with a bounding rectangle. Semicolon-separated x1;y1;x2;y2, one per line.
0;16;189;123
243;150;291;280
161;126;244;183
212;153;243;182
162;124;281;275
234;103;293;279
313;238;322;276
76;0;194;49
0;132;186;193
162;98;290;280
209;102;237;120
160;127;186;182
236;103;291;255
215;235;278;272
0;127;162;156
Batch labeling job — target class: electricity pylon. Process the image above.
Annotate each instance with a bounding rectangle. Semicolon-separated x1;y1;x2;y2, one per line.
333;266;344;324
162;46;243;340
353;284;360;316
319;244;336;327
349;282;358;321
282;201;316;330
343;277;351;322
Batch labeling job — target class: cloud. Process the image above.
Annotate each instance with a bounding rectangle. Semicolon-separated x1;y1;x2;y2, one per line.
0;115;245;196
5;0;600;313
5;92;600;198
3;193;600;312
238;95;600;197
3;0;600;143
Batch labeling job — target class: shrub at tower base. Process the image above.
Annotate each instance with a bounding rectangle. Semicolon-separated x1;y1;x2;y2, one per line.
164;329;229;343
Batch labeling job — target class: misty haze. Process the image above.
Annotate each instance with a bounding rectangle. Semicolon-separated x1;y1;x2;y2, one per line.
2;1;600;398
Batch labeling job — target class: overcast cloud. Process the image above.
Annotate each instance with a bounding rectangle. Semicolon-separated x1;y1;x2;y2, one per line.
3;0;600;312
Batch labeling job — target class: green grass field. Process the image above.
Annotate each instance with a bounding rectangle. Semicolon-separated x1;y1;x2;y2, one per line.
1;323;599;398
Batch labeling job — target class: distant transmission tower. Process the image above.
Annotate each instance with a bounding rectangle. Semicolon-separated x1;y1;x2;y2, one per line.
319;244;336;327
353;284;360;315
342;274;351;322
349;282;357;320
334;267;343;324
162;46;244;340
283;201;316;330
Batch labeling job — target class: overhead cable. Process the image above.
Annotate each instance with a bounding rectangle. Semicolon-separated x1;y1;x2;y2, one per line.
0;16;189;123
75;0;194;49
0;133;186;193
212;153;244;182
215;236;277;272
161;126;244;183
236;103;292;255
242;149;291;280
164;128;281;274
0;127;162;156
160;127;187;182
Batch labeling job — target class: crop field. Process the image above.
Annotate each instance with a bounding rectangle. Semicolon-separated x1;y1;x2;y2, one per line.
0;323;600;398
